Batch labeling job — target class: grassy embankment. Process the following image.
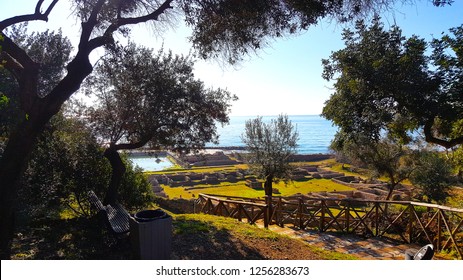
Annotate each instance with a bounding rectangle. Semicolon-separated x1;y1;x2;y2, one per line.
11;209;357;260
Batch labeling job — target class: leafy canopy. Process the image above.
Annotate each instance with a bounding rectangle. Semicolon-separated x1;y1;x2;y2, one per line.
241;114;298;195
322;17;463;149
84;42;236;153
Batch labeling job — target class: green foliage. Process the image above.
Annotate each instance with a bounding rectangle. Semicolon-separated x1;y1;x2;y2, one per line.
18;113;154;219
5;25;72;98
410;152;453;203
449;145;463;179
118;154;154;211
241;114;299;195
330;133;416;199
85;43;236;152
181;0;431;64
19;114;111;219
322;17;432;143
322;17;463;200
322;18;463;149
0;27;72;139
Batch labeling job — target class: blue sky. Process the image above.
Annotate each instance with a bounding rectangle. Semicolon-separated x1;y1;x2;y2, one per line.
2;0;462;116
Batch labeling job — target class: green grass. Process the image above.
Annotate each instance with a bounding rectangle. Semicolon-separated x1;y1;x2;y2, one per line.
173;213;358;260
174;213;282;240
163;178;354;199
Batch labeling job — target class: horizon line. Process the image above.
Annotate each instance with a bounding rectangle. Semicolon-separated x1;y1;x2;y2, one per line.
228;113;324;117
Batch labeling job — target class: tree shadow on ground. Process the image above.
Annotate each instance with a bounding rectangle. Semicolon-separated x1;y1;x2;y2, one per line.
172;217;266;259
12;214;267;260
12;217;132;259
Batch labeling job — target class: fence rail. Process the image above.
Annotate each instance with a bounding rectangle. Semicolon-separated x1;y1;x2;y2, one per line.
196;193;463;259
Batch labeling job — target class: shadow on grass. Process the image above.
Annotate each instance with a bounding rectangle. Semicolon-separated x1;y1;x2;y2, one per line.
12;217;132;260
172;216;266;260
12;214;266;260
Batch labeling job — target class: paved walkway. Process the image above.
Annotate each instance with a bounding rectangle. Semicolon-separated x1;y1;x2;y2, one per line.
257;223;425;260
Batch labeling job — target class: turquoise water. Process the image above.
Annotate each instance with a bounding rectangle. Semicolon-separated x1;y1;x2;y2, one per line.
129;156;174;171
207;115;337;154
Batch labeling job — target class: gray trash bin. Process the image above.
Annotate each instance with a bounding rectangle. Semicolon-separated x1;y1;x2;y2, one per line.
130;209;172;260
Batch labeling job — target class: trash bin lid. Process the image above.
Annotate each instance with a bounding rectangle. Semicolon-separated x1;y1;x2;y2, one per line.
414;244;434;260
134;209;167;222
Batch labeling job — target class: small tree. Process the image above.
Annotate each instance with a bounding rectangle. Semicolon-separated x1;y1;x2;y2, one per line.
241;114;298;222
331;133;416;200
410;152;453;203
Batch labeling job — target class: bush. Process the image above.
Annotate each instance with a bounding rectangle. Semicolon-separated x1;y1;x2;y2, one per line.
118;154;154;211
410;152;453;203
18;115;154;220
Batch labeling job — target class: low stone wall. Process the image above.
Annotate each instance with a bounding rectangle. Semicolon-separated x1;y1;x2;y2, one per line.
289;154;334;162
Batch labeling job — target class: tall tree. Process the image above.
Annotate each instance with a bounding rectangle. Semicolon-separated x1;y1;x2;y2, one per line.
0;0;449;259
84;43;235;205
322;18;463;200
322;18;463;149
241;114;298;223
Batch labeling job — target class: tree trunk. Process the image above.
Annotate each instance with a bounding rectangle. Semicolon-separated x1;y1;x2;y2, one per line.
0;111;53;259
0;50;93;259
264;175;273;226
386;186;394;201
103;148;126;206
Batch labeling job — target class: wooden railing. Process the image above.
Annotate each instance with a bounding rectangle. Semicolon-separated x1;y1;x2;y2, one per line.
195;194;269;227
196;193;463;259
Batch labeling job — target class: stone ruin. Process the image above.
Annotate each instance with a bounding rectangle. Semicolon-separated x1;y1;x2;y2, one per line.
245;176;263;189
291;166;412;201
181;151;242;167
148;170;246;191
148;163;412;201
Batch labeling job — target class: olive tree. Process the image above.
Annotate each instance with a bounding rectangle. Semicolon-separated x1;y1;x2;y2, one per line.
322;18;463;149
84;43;235;205
241;114;298;222
331;133;417;200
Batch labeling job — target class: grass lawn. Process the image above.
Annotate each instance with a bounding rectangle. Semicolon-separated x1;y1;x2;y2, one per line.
162;178;354;199
11;212;357;260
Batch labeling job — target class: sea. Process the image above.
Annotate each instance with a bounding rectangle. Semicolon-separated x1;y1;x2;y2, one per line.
206;115;338;154
130;115;338;171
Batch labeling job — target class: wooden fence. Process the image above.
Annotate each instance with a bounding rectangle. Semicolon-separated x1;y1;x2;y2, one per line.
195;193;463;259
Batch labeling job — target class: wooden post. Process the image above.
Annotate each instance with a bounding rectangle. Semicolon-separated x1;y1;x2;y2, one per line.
320;200;325;232
408;204;413;244
277;197;283;227
375;202;379;236
298;197;303;229
237;204;242;222
263;204;269;228
345;201;350;233
437;209;442;251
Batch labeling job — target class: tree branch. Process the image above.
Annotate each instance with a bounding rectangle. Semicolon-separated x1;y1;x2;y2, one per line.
0;51;23;80
78;0;107;49
0;0;59;31
424;119;463;149
85;1;175;58
0;33;40;112
111;135;154;151
103;0;174;38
